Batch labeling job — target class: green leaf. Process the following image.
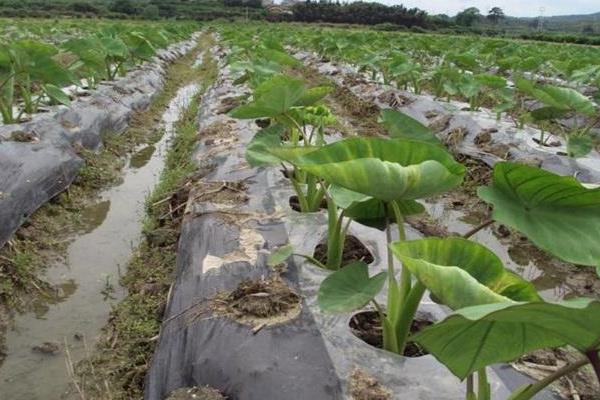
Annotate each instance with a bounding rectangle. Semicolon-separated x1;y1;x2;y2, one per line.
295;86;332;107
267;244;293;267
231;75;304;118
245;124;286;167
478;162;600;270
390;237;541;311
330;185;424;230
99;36;128;59
318;261;387;313
530;106;566;121
378;109;442;146
412;299;600;379
270;137;465;202
567;135;593;158
474;74;506;89
538;85;596;116
257;47;298;67
43;84;71;106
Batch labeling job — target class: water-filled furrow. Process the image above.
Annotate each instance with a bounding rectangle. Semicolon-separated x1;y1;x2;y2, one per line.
0;83;200;400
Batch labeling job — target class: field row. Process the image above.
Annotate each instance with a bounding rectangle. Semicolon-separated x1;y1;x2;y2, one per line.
0;19;198;124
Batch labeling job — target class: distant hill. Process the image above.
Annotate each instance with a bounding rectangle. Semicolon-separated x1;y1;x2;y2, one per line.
506;11;600;34
537;11;600;22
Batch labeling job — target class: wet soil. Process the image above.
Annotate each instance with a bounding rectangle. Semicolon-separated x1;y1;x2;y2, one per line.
314;235;375;266
349;311;433;358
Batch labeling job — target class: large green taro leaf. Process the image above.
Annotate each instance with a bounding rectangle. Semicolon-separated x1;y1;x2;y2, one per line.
378;109;442;146
536;85;596;116
271;137;465;202
230;75;330;119
318;261;387;313
412;299;600;379
390;238;541;310
478;162;600;271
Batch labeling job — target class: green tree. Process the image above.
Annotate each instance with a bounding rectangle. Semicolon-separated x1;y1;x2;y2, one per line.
455;7;481;27
487;6;505;24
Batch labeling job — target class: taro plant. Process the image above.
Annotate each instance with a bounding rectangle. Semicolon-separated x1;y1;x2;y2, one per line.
231;74;332;213
477;162;600;274
516;79;598;156
271;136;471;353
0;40;73;123
411;298;600;400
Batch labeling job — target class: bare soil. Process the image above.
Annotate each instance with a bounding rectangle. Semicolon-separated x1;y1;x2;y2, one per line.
349;311;433;358
314;235;375;266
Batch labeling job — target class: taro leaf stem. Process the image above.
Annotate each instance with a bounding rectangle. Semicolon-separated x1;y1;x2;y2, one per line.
466;375;476;400
463;219;494;239
477;368;490;400
391;201;411;300
393;281;426;356
509;357;589;400
292;253;327;270
384;218;401;353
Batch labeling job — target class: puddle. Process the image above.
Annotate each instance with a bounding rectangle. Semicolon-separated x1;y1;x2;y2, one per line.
422;199;572;301
129;145;157;169
0;83;200;400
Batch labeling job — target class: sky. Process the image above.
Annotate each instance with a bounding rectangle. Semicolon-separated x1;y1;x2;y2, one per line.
376;0;600;17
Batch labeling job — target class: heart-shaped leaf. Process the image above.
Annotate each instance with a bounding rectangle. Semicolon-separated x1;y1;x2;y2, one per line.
412;299;600;379
318;261;387;313
478;162;600;270
271;137;465;202
230;75;330;119
390;237;541;310
230;75;306;119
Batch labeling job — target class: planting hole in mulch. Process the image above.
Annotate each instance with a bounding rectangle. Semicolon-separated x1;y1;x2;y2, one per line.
212;275;302;329
288;195;328;212
349;311;433;357
349;368;392;400
255;118;270;128
314;235;374;266
166;386;226;400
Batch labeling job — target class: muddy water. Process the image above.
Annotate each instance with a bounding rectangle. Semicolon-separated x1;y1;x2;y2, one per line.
0;83;200;400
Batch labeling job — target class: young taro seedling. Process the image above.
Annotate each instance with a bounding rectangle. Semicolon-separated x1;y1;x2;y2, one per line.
231;74;332;213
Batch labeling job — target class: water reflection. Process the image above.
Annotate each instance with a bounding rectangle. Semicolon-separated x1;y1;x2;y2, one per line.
129;145;156;169
78;200;110;234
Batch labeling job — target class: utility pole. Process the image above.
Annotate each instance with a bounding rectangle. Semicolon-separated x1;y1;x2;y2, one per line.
537;7;545;32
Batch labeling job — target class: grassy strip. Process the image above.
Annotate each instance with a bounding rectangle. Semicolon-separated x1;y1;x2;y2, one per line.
73;40;218;400
0;33;211;362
